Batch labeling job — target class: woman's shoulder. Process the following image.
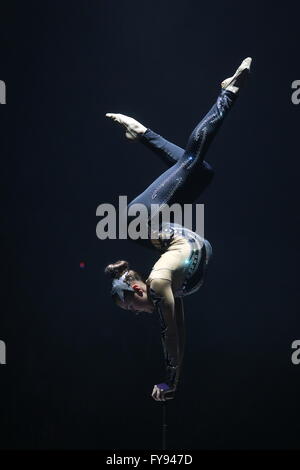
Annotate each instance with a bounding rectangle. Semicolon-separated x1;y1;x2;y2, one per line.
146;277;172;300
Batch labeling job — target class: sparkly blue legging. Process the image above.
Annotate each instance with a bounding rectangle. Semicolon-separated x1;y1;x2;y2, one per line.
127;89;237;221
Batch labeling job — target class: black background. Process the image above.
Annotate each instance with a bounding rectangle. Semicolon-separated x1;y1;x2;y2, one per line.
0;0;299;450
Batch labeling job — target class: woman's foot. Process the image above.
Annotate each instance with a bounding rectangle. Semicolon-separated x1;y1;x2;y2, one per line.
221;57;252;93
105;113;147;140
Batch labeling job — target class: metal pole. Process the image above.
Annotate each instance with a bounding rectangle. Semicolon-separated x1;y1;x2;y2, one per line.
162;402;167;450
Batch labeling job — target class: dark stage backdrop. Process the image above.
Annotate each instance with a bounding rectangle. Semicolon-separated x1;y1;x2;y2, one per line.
0;0;299;450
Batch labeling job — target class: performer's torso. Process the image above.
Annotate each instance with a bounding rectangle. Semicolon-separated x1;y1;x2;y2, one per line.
146;222;210;298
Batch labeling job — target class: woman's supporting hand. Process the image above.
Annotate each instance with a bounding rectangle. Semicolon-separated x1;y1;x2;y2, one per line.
151;383;176;402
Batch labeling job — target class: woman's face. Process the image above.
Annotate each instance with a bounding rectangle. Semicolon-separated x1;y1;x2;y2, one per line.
118;285;154;314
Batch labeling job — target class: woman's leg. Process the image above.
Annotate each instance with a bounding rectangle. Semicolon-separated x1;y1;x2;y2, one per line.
127;88;237;217
176;89;237;173
106;111;213;170
138;128;185;165
106;111;184;165
138;128;215;196
105;111;214;197
125;58;251;223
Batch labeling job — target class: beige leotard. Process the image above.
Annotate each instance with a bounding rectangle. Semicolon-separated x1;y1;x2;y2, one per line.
146;233;192;296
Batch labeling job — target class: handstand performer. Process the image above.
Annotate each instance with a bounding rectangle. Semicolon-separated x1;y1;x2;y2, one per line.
104;58;252;402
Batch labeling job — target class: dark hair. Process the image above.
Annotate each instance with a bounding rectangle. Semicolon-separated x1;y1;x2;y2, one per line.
104;260;143;304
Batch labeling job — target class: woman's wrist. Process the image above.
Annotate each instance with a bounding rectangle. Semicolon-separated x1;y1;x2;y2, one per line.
166;364;180;389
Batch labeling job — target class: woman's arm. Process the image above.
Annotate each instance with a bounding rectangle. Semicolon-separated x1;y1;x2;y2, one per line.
149;279;183;398
164;297;185;390
174;296;185;377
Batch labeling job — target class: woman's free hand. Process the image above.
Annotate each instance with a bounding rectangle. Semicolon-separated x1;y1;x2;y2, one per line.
151;383;176;402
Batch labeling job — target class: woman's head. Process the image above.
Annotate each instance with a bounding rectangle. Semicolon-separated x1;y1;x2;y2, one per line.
104;260;154;314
